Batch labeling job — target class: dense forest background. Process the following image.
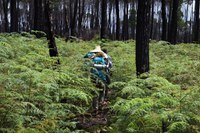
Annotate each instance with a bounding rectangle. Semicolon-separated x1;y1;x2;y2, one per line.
0;0;199;43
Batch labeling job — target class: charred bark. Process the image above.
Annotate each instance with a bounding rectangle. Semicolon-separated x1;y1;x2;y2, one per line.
136;0;150;76
2;0;9;32
45;0;60;63
193;0;200;43
161;0;167;41
115;0;120;40
168;0;179;44
101;0;107;39
10;0;18;32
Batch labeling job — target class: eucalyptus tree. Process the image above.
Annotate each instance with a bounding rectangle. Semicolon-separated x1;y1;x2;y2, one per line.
78;0;85;36
168;0;179;44
2;0;9;32
122;0;129;40
70;0;78;36
101;0;107;39
33;0;46;32
10;0;18;32
161;0;167;40
115;0;120;40
94;0;100;29
193;0;199;43
45;0;59;63
136;0;151;76
150;0;155;39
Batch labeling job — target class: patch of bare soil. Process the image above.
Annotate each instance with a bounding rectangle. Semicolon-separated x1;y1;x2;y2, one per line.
77;100;111;132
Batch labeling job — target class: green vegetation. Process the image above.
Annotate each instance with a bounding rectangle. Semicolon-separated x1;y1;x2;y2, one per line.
0;33;199;132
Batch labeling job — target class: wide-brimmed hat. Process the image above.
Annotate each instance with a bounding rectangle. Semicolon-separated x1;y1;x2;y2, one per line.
90;46;104;53
90;46;108;58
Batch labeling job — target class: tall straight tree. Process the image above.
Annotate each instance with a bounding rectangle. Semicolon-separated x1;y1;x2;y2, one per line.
161;0;167;40
108;1;113;37
129;1;136;39
115;0;120;40
184;0;190;43
71;0;78;36
45;0;59;63
150;0;154;39
101;0;107;39
90;0;95;29
95;0;100;29
78;0;85;36
34;0;45;31
2;0;9;32
167;0;173;41
136;0;150;76
168;0;179;44
64;4;70;39
10;0;18;32
122;0;129;40
193;0;199;43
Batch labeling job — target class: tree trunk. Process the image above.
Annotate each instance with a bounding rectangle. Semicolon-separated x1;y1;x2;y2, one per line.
95;0;99;29
115;0;120;40
64;3;69;40
136;0;150;76
10;0;18;32
2;0;9;32
90;1;95;29
34;0;46;32
71;0;78;36
130;2;136;40
45;0;59;63
101;0;107;39
108;1;113;37
184;0;189;43
78;0;85;36
150;0;154;39
168;0;179;44
193;0;199;43
161;0;167;41
167;0;173;40
122;0;129;40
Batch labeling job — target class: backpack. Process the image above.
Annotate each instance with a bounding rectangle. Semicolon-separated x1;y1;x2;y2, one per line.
92;57;106;70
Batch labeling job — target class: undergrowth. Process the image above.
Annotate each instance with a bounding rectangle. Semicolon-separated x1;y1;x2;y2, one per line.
107;41;200;133
0;33;96;132
0;33;199;132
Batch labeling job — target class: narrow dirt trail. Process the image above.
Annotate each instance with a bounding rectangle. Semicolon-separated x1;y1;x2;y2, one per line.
77;91;112;132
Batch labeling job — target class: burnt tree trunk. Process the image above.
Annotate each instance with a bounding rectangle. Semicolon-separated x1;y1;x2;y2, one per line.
136;0;150;76
150;0;154;39
10;0;18;32
2;0;9;32
71;0;78;36
130;2;136;40
122;0;129;40
45;0;59;63
115;0;120;40
90;2;95;29
34;0;45;31
168;0;179;44
161;0;167;41
184;0;189;43
78;0;85;36
101;0;107;39
167;0;173;40
108;1;113;37
95;0;99;29
64;5;69;40
193;0;199;43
